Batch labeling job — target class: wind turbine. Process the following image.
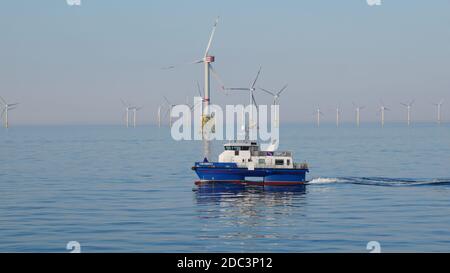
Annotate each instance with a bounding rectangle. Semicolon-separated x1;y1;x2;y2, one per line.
163;96;178;127
224;67;262;139
164;17;222;134
315;106;324;128
353;103;365;128
121;99;133;128
259;84;287;128
378;103;390;128
433;100;444;125
400;100;414;126
131;106;142;128
336;106;341;128
157;105;162;128
0;96;19;128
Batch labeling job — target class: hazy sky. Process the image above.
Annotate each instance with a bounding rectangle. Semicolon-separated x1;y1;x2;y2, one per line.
1;0;449;124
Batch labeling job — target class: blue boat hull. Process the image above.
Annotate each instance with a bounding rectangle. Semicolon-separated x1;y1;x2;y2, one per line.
192;162;309;186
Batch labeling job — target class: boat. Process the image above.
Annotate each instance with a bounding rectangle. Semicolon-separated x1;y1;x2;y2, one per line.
192;140;309;186
189;17;309;187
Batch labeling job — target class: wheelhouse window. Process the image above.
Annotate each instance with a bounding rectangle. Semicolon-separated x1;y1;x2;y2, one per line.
287;159;290;165
275;159;284;166
258;159;265;165
225;146;251;151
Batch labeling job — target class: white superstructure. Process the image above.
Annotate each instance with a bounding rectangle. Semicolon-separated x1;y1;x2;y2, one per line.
218;141;307;170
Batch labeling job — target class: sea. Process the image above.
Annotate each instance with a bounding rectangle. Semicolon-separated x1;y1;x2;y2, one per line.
1;123;449;252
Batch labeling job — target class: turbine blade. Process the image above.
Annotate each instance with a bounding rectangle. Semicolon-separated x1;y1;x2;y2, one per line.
277;84;288;96
210;65;226;91
163;96;171;105
251;92;259;112
196;81;203;97
251;92;258;106
161;65;176;70
225;87;250;91
204;17;219;58
258;87;275;96
191;101;202;110
400;103;408;107
250;66;262;89
0;108;5;118
0;96;6;106
162;59;204;70
191;59;204;64
120;99;128;107
164;107;171;118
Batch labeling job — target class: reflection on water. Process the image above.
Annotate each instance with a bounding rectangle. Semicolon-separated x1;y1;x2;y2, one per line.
194;183;307;206
193;183;308;241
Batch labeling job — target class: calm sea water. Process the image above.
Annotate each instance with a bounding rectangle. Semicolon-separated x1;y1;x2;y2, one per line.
1;123;449;252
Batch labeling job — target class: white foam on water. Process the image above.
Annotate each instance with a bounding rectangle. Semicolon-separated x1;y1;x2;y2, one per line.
308;177;343;184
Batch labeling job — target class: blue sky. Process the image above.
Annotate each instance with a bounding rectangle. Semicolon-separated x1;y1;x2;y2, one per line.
0;0;449;124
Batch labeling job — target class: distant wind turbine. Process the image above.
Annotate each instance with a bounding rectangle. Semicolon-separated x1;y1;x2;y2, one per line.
163;17;224;133
432;100;444;125
400;100;414;126
157;105;162;128
163;96;178;127
224;67;262;136
259;84;288;128
0;96;19;128
121;99;133;128
336;106;341;128
131;106;142;128
315;107;324;128
378;102;390;128
353;103;365;128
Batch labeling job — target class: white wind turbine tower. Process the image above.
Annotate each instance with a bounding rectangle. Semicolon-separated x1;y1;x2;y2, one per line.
378;102;390;128
0;96;19;128
315;106;324;128
225;67;262;139
164;17;222;159
121;99;133;128
353;103;365;128
164;17;222;131
163;96;178;127
131;106;142;128
336;106;341;128
259;84;288;128
433;100;444;125
157;105;162;128
400;100;414;126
